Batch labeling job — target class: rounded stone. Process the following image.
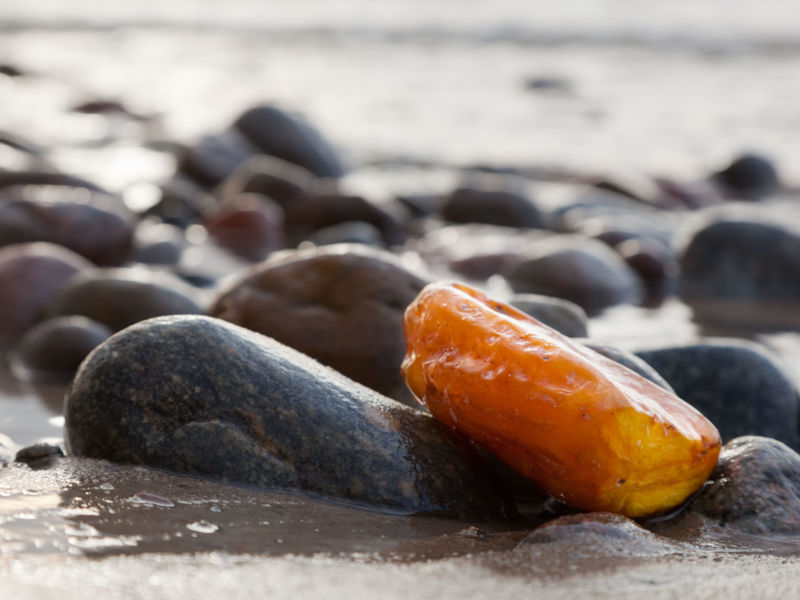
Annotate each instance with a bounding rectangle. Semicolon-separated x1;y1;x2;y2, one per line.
233;105;345;178
208;244;427;403
505;235;642;316
0;197;133;265
64;315;511;520
577;340;674;392
509;293;588;337
635;341;799;448
517;512;680;557
679;208;800;328
11;316;113;381
307;221;385;247
712;153;780;200
220;154;317;207
689;436;800;534
284;193;406;247
0;243;94;341
47;267;205;332
204;194;286;262
441;186;544;229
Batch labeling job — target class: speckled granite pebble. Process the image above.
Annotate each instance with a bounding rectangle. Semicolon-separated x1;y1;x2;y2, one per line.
65;315;511;520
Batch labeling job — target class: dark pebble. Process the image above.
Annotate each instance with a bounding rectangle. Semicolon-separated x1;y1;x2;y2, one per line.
14;443;64;470
635;341;799;448
0;243;93;341
11;316;113;381
712;153;780;200
506;234;642;316
441;185;544;229
65;315;511;520
220;154;317;207
47;267;205;332
204;194;286;261
208;244;427;404
578;340;674;392
679;207;800;329
509;293;588;337
689;436;800;534
233;105;345;178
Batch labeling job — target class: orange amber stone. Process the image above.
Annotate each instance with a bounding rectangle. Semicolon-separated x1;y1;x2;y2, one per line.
402;282;721;517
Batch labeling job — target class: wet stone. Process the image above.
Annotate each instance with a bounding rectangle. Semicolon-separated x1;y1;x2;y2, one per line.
0;196;133;266
14;443;64;470
509;294;588;338
204;194;286;262
11;316;113;381
233;105;345;178
440;186;544;229
517;512;681;557
208;244;427;404
0;242;94;341
47;267;205;332
679;206;800;329
220;154;317;208
635;341;800;449
506;234;642;316
712;153;780;200
689;436;800;534
65;315;511;520
577;340;674;392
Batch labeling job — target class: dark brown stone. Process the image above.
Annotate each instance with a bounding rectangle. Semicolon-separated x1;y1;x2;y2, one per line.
208;244;427;404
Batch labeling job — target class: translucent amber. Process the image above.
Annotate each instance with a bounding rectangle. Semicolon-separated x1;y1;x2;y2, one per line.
402;282;721;517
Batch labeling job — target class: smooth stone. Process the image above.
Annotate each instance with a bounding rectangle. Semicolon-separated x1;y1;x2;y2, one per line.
307;221;385;247
220;154;317;207
0;170;105;193
132;220;185;266
577;340;674;392
505;234;642;316
441;186;544;229
47;267;205;332
11;316;113;381
284;193;406;247
204;194;286;262
208;244;427;404
233;105;345;178
0;197;133;266
615;237;679;294
14;443;64;470
678;206;800;329
712;153;780;200
635;341;799;448
517;512;680;557
175;132;258;188
689;436;800;534
64;315;511;520
412;224;552;280
0;243;94;341
509;293;588;337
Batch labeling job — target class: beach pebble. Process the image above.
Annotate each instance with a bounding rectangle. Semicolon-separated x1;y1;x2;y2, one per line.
65;315;510;520
412;224;551;280
689;436;800;534
635;341;799;448
506;234;642;315
578;340;674;392
441;186;544;229
219;154;317;207
284;193;406;247
132;220;185;266
712;153;780;200
517;512;680;557
11;316;112;381
14;443;64;470
509;293;588;337
679;207;800;328
47;267;205;332
175;134;257;188
615;237;679;294
0;243;93;341
0;197;133;265
233;105;345;178
208;244;426;403
204;194;286;261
